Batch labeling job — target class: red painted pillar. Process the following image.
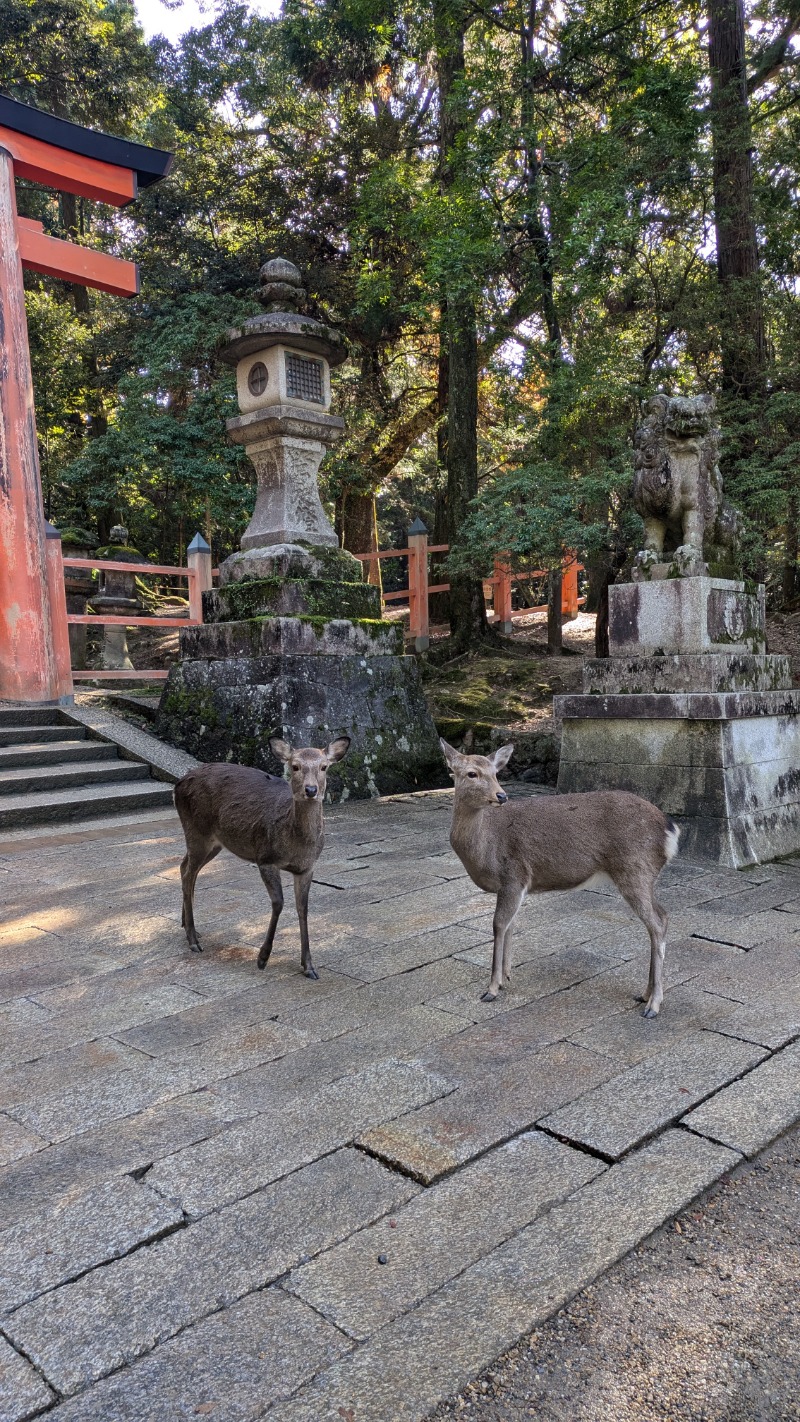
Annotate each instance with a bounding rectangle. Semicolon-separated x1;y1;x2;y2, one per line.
0;147;72;704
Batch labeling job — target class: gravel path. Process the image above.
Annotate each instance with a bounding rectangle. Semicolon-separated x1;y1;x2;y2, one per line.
429;1125;800;1422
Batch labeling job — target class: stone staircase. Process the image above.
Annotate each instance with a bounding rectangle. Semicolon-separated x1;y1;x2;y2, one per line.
0;708;176;830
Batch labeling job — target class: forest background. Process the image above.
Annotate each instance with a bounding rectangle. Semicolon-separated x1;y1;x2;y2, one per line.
2;0;800;651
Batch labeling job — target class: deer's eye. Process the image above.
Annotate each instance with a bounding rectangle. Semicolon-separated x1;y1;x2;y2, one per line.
467;771;478;779
292;763;300;771
320;764;328;771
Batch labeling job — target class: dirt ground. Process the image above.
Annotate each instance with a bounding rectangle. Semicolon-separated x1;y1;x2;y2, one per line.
429;1126;800;1422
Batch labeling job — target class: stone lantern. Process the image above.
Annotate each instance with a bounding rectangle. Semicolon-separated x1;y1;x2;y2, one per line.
156;258;445;799
91;523;141;671
220;258;347;563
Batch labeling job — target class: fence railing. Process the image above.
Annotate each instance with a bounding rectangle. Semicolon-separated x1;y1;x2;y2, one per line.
61;535;214;682
355;526;583;651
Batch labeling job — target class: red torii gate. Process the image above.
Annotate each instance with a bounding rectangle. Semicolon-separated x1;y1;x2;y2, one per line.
0;94;172;705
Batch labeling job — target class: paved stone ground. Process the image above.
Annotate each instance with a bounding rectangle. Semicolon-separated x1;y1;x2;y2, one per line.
1;788;799;1422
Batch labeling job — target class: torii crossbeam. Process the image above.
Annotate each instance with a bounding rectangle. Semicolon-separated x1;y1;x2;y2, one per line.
0;94;172;705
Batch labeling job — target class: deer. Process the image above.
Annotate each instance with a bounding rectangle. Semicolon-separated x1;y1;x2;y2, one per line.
173;736;350;979
440;739;680;1018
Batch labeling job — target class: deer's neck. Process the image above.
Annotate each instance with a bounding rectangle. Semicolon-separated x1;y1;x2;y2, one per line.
450;798;502;887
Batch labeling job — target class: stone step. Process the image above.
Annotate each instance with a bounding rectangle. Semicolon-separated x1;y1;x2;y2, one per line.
0;725;86;747
0;759;149;797
0;779;175;830
0;707;73;727
0;740;112;770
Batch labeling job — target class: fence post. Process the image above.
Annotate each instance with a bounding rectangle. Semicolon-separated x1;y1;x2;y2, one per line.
407;517;430;652
561;552;579;620
187;532;213;624
44;523;74;701
493;555;513;634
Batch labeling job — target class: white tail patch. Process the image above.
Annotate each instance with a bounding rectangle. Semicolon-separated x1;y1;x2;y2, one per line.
664;821;680;862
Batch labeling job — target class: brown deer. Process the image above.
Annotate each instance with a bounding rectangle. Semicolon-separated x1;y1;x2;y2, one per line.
440;739;679;1017
174;736;350;978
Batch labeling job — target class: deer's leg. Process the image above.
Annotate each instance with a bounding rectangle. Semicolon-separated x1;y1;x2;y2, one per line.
180;843;221;952
483;885;525;1002
617;877;668;1018
293;871;318;979
257;865;284;970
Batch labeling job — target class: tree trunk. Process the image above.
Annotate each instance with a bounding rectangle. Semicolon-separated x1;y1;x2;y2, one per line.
547;569;563;655
708;0;767;400
434;0;488;651
340;490;382;590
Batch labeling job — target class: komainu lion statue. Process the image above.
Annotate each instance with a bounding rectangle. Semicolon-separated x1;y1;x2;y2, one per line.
632;393;738;578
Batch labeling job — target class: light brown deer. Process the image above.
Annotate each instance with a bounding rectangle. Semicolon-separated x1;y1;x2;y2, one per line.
174;736;350;978
441;739;679;1017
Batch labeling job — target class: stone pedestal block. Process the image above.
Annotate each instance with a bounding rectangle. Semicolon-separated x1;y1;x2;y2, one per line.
555;690;800;867
156;648;447;799
583;653;790;696
609;577;765;657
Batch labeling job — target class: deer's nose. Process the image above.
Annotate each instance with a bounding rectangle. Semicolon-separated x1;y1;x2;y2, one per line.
305;785;318;798
496;790;508;803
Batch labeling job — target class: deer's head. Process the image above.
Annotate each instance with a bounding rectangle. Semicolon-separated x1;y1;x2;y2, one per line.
270;736;351;801
440;739;513;808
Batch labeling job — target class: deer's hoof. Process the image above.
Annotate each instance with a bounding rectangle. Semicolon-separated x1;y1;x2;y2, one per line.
642;1004;659;1019
481;990;497;1003
304;965;320;981
188;941;203;953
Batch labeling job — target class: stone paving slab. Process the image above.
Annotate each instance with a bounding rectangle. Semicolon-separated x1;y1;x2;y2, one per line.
148;1059;453;1217
5;1149;415;1397
45;1287;350;1422
0;1037;150;1113
0;1114;46;1168
267;1131;739;1422
683;1039;800;1157
0;1334;54;1422
569;984;738;1065
272;957;485;1041
286;1132;603;1340
541;1031;767;1159
0;1093;246;1232
214;1006;469;1117
711;972;800;1049
0;982;209;1067
8;1056;200;1144
359;1042;615;1183
0;1175;183;1314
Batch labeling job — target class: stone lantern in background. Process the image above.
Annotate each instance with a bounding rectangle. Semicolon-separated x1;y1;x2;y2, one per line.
156;257;445;798
91;524;142;671
219;258;347;568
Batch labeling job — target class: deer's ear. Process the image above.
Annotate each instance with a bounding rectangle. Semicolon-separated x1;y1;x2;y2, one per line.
492;743;514;772
326;736;351;762
440;739;463;770
270;737;293;762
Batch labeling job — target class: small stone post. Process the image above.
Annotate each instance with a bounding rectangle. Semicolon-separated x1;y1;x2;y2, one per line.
91;524;141;671
187;532;213;623
408;518;430;652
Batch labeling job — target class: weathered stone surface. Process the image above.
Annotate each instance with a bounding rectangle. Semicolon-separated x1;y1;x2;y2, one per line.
115;978;346;1057
609;578;764;657
712;975;800;1049
0;1176;183;1314
0;1336;54;1420
272;957;484;1042
219;543;361;586
316;923;488;981
214;1005;468;1117
147;1060;453;1216
556;694;800;867
156;652;448;800
203;575;381;623
570;985;737;1065
287;1132;603;1340
583;652;790;695
683;1040;800;1156
0;1037;150;1112
180;615;403;660
6;1149;414;1396
0;1113;45;1168
267;1131;739;1422
46;1286;350;1422
359;1043;615;1183
0;1093;244;1232
8;1057;199;1143
541;1031;766;1158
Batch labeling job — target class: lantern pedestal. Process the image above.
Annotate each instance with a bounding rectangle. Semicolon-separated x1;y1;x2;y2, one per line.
157;260;445;798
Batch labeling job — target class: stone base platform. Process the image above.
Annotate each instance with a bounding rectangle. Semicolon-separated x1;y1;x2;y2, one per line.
156;648;447;799
556;690;800;867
